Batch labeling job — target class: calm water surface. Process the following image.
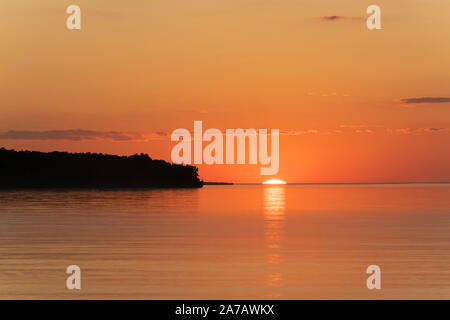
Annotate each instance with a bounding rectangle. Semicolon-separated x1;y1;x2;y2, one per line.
0;184;449;299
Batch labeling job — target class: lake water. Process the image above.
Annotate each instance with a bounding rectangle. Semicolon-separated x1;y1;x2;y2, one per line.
0;184;449;299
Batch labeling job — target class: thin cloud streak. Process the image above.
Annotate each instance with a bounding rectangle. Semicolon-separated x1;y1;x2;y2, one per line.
400;97;450;104
1;126;448;142
314;16;363;22
0;130;168;141
387;127;450;135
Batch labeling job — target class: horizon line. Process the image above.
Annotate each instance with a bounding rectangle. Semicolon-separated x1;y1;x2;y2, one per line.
207;182;450;185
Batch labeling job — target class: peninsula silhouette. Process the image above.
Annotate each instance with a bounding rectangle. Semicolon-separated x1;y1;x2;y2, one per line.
0;148;203;189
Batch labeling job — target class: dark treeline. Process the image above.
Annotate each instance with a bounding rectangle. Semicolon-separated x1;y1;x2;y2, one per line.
0;148;203;189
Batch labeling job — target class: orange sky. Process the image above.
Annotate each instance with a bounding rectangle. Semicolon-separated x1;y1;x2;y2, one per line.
1;0;450;183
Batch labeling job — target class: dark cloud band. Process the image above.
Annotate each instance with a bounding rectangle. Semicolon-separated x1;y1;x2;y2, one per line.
0;130;154;141
400;97;450;104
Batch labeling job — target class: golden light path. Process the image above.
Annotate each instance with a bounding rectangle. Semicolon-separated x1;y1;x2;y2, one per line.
262;179;287;185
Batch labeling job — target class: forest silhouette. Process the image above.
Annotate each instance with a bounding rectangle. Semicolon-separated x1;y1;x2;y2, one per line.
0;148;203;189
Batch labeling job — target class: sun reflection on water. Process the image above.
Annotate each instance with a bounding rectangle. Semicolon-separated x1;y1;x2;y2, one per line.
263;186;286;296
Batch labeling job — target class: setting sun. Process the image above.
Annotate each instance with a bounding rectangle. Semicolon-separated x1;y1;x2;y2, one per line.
262;179;287;185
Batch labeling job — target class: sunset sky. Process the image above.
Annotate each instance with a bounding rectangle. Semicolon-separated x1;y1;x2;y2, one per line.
1;0;450;183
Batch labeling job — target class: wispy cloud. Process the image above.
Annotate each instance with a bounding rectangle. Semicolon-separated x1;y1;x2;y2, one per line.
280;129;319;136
307;92;351;97
282;125;449;136
314;16;363;22
0;130;168;141
1;126;447;142
399;97;450;104
386;127;450;135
